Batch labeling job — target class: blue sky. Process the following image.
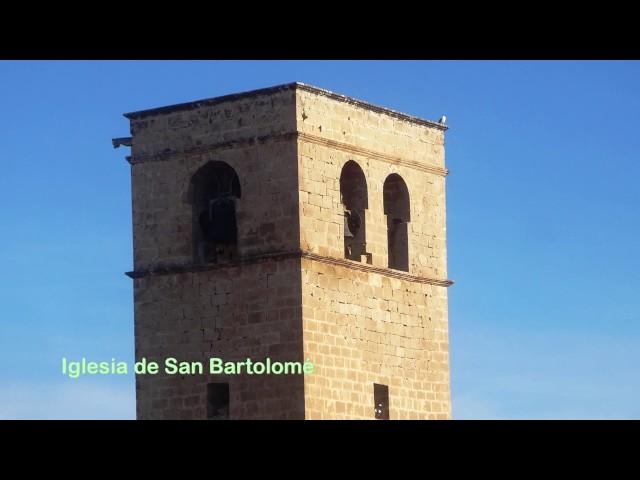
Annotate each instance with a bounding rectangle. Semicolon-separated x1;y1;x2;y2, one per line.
1;60;638;419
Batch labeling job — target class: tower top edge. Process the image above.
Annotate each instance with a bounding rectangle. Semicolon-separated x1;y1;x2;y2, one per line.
122;82;448;131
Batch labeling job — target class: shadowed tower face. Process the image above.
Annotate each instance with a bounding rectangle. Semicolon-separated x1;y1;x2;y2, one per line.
122;83;452;420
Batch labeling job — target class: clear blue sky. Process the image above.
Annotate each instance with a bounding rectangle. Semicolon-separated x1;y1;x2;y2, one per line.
1;60;639;419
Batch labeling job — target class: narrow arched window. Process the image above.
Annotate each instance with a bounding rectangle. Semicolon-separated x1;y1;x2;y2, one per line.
383;174;410;272
340;160;368;262
189;161;241;264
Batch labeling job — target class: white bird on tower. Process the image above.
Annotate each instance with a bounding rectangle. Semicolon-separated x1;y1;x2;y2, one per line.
438;114;447;124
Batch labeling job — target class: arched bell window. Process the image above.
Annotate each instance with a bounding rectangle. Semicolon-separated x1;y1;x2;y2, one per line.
189;161;241;264
340;160;368;262
383;174;410;272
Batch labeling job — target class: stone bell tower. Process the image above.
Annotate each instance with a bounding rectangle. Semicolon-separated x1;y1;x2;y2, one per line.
118;82;452;420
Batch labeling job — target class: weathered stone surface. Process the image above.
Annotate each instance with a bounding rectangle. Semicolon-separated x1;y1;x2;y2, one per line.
125;82;451;420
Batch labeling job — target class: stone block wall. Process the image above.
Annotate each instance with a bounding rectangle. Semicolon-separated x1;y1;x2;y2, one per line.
129;87;299;272
295;86;450;419
124;83;451;420
134;258;304;419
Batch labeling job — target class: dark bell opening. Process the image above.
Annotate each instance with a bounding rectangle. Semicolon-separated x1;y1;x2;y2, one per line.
344;209;362;238
190;161;241;264
340;160;368;262
199;197;238;245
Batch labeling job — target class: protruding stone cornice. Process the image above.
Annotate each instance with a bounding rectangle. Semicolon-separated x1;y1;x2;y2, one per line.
297;132;448;177
126;250;453;287
125;131;448;177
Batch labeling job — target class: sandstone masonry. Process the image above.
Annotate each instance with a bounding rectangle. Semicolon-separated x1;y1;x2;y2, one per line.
121;82;452;420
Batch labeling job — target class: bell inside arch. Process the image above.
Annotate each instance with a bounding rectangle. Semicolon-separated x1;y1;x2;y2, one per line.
200;197;237;245
344;210;361;238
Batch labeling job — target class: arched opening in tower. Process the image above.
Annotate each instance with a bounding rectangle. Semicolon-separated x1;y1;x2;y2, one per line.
383;173;410;272
340;160;369;262
189;161;241;264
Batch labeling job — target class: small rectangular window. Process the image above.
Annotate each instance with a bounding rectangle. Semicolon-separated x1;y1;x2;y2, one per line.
207;383;230;420
374;383;390;420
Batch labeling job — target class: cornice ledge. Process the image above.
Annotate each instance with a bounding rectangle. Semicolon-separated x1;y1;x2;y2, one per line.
126;131;298;165
295;83;448;132
125;250;300;278
300;252;453;287
297;132;449;177
122;82;448;133
127;131;449;178
125;250;453;287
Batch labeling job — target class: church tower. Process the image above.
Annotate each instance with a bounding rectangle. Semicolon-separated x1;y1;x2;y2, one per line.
119;83;452;419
